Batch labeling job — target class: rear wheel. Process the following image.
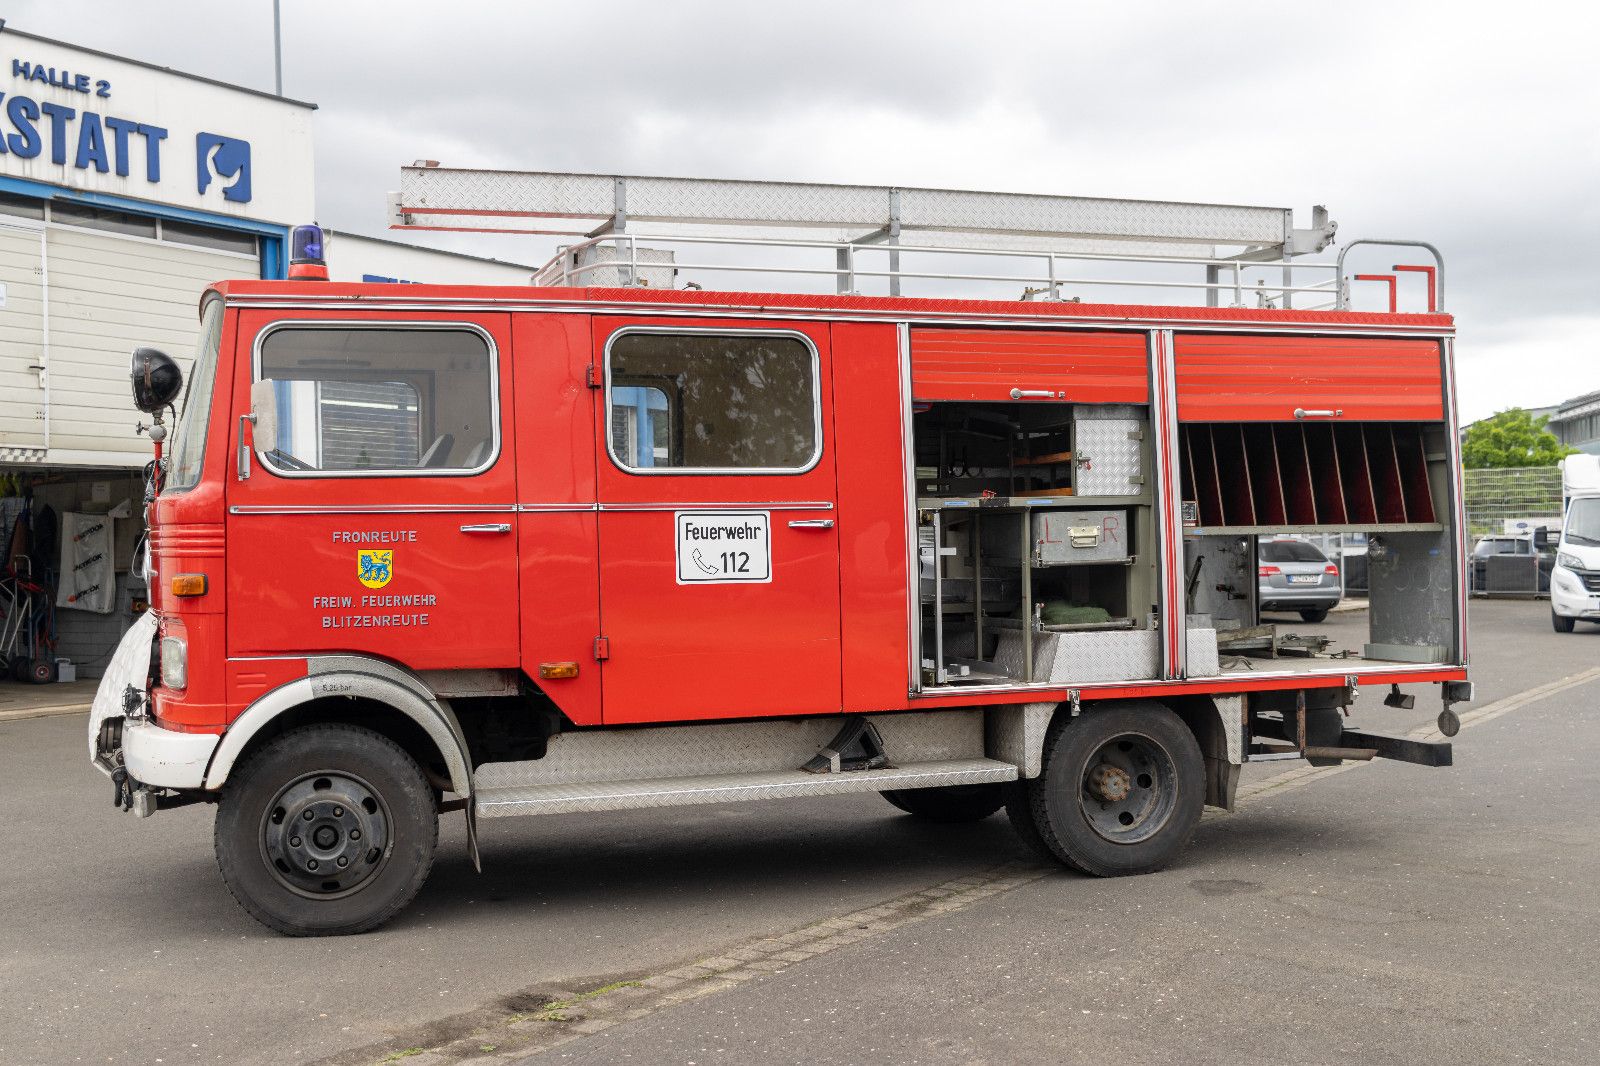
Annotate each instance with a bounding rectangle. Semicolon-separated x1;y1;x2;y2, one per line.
1553;610;1576;633
1299;608;1330;623
214;724;436;936
881;783;1006;823
1022;702;1203;877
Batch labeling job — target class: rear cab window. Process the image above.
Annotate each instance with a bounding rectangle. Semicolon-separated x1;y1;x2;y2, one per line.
605;330;821;473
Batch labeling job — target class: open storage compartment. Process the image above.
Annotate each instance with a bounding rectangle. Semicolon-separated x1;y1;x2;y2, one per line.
911;399;1160;689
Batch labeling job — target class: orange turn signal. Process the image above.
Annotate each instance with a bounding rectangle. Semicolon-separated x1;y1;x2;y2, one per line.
170;573;208;597
538;662;580;680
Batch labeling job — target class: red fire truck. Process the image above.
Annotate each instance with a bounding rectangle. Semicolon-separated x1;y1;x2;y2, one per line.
92;171;1471;936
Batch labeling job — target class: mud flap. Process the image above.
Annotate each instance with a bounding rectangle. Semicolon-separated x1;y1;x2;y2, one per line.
465;800;482;873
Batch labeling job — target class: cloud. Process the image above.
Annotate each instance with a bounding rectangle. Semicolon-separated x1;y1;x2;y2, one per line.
7;0;1598;420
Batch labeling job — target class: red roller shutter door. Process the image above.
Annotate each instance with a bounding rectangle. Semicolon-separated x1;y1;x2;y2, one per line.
1173;334;1444;422
910;328;1149;404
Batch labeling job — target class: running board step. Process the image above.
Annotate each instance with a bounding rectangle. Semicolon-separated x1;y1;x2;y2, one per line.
474;758;1018;819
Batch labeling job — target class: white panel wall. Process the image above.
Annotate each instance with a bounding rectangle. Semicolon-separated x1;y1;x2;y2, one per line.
326;232;534;286
43;224;257;461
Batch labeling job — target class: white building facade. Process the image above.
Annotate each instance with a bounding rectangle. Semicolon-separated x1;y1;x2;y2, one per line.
0;27;530;680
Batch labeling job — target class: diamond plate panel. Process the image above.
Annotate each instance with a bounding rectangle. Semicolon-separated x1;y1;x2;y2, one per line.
476;759;1017;818
1073;417;1144;497
473;710;985;790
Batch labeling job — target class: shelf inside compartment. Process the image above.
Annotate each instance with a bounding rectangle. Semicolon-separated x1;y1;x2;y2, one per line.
1180;420;1442;529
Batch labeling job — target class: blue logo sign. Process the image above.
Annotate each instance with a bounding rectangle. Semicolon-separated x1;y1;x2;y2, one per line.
195;133;251;204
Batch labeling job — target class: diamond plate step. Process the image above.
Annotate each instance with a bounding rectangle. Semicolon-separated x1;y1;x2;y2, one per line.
474;758;1018;819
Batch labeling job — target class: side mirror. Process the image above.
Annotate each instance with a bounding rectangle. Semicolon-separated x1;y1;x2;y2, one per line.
250;380;279;453
238;380;280;480
130;347;183;414
1533;528;1552;550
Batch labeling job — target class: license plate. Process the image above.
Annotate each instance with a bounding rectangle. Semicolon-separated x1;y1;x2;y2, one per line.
1288;575;1319;585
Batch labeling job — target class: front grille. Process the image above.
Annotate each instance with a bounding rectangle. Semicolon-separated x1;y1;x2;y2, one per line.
1575;568;1600;593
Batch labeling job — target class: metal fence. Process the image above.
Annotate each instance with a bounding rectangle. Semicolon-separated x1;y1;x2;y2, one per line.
1463;466;1563;595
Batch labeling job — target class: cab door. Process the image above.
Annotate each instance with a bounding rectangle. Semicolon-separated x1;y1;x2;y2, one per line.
594;319;842;724
225;312;520;668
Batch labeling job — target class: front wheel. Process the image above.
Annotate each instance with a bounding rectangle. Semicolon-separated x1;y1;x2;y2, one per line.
1019;702;1203;877
214;724;437;936
881;783;1006;823
1553;610;1577;633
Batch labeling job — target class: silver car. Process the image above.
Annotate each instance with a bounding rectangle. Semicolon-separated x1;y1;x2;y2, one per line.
1258;538;1342;622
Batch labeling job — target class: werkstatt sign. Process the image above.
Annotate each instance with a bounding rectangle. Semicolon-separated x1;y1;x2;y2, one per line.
0;31;316;225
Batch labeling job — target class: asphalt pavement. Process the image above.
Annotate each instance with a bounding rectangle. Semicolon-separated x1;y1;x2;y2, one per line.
1;599;1595;1065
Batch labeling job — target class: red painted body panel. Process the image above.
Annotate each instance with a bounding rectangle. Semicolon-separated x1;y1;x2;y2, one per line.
512;313;604;726
832;324;914;711
1173;334;1445;422
910;328;1149;404
223;309;522;669
176;282;1465;732
591;316;843;724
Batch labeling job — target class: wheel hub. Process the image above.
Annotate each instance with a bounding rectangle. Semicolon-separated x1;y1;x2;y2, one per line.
1087;763;1131;802
1078;734;1178;845
261;772;389;898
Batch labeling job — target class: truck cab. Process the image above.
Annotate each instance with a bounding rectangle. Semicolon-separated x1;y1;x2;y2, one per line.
1550;454;1600;630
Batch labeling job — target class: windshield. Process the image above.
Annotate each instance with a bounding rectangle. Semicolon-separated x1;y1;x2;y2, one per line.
1567;498;1600;547
1259;540;1327;564
165;297;224;492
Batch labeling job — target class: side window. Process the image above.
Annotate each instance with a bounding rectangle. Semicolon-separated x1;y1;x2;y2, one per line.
606;331;819;472
256;326;496;475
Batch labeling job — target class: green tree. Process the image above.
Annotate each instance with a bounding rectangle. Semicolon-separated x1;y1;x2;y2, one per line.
1461;408;1574;469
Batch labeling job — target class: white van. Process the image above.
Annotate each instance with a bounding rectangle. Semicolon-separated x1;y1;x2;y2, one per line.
1549;454;1600;631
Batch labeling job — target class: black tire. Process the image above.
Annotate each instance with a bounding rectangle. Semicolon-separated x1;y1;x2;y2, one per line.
1025;702;1203;877
1003;782;1059;864
1299;608;1331;623
1553;610;1576;633
880;783;1006;823
27;658;56;684
214;724;437;937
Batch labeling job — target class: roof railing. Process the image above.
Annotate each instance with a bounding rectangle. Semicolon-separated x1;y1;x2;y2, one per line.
389;167;1442;312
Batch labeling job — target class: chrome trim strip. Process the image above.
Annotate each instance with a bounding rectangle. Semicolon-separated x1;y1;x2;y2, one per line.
1441;336;1470;666
223;296;1455;340
1150;328;1185;679
596;501;833;512
897;322;922;695
601;325;825;477
230;504;516;515
247;319;504;480
516;503;599;513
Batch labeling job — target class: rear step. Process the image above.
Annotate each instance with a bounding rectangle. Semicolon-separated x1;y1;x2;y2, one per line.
474;758;1017;818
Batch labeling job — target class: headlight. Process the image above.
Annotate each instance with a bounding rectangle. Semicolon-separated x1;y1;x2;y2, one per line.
1558;552;1585;571
159;635;188;690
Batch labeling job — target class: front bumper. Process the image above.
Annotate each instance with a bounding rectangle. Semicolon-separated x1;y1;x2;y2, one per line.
89;611;218;796
1551;567;1600;619
122;720;219;789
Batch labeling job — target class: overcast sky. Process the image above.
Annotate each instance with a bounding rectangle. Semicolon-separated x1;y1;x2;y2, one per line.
9;1;1596;421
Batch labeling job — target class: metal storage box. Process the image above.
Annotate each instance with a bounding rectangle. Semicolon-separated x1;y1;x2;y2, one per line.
980;508;1132;566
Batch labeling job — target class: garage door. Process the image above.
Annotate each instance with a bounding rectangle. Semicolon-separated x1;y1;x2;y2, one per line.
0;220;46;452
44;215;260;459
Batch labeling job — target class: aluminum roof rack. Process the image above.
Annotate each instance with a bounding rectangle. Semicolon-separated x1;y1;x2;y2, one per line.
385;167;1428;310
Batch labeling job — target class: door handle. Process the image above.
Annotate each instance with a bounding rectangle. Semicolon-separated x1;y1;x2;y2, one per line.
1293;408;1344;419
1010;388;1061;400
788;519;835;529
459;522;512;534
